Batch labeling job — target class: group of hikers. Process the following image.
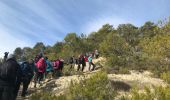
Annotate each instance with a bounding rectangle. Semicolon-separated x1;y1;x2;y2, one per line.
0;49;99;100
69;49;99;72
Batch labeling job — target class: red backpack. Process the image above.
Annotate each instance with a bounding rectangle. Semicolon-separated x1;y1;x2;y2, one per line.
36;58;46;72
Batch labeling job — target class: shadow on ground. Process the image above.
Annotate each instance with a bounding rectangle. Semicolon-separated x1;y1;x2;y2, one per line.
111;80;131;91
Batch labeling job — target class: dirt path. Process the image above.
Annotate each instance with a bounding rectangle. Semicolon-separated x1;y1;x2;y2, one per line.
26;70;167;96
108;70;167;88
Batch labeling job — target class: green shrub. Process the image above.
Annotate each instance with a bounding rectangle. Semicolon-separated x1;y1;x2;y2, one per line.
124;86;170;100
30;71;116;100
104;64;130;74
161;71;170;84
68;71;116;100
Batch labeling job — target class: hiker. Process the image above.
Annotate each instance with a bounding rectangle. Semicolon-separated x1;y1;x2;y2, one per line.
29;59;38;88
19;60;34;97
52;59;60;78
59;58;64;71
81;55;86;72
0;54;22;100
88;54;95;71
3;52;9;62
69;56;75;69
76;55;85;71
94;49;99;59
33;55;41;88
34;55;41;64
84;55;88;62
77;55;82;71
45;57;53;80
36;57;47;84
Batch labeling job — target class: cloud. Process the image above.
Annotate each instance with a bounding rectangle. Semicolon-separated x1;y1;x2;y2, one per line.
81;15;133;35
0;0;66;43
0;29;33;58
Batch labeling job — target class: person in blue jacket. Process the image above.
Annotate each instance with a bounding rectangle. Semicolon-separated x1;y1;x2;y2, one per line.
88;54;95;71
18;59;34;97
45;57;53;79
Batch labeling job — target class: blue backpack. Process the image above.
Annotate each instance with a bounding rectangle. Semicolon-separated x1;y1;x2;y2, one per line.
19;61;30;77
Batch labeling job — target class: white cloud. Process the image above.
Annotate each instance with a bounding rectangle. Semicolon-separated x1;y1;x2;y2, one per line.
0;1;66;44
81;16;136;35
0;29;33;58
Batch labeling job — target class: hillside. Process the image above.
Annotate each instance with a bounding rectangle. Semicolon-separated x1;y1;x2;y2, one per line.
17;57;168;100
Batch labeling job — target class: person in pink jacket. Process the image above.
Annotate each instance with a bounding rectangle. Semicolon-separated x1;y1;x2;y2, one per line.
36;57;47;84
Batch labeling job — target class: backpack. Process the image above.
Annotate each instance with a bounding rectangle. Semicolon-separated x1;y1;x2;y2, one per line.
0;59;18;82
20;61;30;77
36;58;46;72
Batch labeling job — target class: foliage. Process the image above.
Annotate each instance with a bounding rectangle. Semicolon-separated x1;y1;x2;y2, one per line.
14;47;23;59
139;34;170;77
123;86;170;100
117;24;139;46
67;71;116;100
99;32;132;73
139;21;158;37
161;71;170;84
30;71;116;100
12;17;170;78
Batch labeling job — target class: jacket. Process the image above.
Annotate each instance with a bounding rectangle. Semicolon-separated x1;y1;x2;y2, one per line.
46;60;53;72
36;58;47;73
0;59;22;86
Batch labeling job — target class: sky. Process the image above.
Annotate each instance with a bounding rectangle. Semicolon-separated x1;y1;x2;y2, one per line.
0;0;170;58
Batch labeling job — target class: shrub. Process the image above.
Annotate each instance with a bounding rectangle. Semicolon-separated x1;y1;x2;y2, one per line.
123;86;170;100
30;71;116;100
68;71;116;100
161;71;170;84
105;65;130;74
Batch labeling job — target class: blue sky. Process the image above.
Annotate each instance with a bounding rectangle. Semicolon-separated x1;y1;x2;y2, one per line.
0;0;170;57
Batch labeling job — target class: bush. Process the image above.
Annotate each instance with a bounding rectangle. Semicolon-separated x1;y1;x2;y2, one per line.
161;71;170;84
30;71;116;100
123;86;170;100
68;71;116;100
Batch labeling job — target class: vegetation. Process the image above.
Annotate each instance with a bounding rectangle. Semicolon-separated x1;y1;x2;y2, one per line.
30;71;116;100
121;86;170;100
68;71;116;100
13;17;170;81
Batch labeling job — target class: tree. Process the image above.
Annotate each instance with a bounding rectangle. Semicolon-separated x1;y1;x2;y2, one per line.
33;42;46;56
139;21;157;37
100;32;131;67
22;47;33;60
117;24;139;46
139;34;170;76
14;47;23;59
88;24;114;50
64;33;82;56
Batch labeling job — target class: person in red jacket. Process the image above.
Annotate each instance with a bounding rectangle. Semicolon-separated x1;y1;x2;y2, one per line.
36;57;47;85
